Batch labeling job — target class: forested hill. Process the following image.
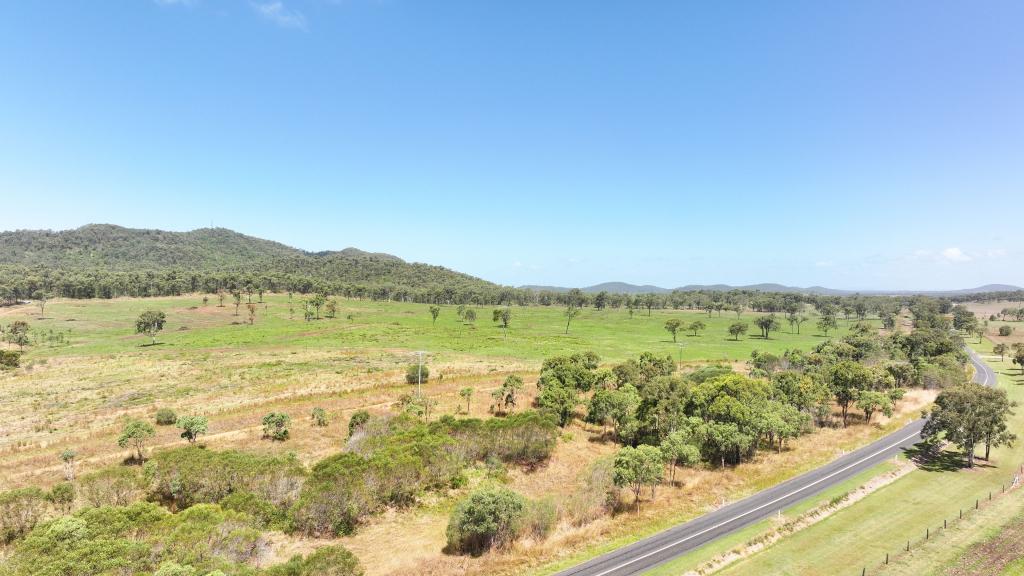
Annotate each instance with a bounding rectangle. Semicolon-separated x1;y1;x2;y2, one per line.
0;225;500;301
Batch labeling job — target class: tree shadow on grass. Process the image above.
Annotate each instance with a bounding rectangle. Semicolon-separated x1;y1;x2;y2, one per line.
139;342;166;348
903;444;996;472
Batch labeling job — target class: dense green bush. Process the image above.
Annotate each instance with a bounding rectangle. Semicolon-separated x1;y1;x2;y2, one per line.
347;410;370;436
78;466;143;508
263;545;364;576
292;425;463;537
445;486;527;555
262;413;291;441
145;446;305;509
155;408;178;426
999;325;1013;336
0;487;47;543
405;363;429;385
0;349;20;369
1;502;273;576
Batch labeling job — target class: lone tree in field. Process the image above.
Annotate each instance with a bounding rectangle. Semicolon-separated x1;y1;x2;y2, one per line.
728;321;748;341
325;299;337;319
564;289;585;334
8;320;30;350
613;445;664;512
33;291;49;318
817;314;839;336
459;387;474;414
59;449;77;481
491;374;523;414
993;343;1008;361
923;383;1014;468
176;415;208;443
117;419;155;461
309;293;326;319
755;314;781;339
463;309;477;324
1015;348;1024;376
135;311;166;345
429;305;441;325
493;307;512;339
247;302;257;325
232;291;242;315
688;320;706;337
664;319;682;342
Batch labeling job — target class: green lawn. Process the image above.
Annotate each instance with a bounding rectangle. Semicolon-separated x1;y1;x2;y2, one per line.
670;341;1024;576
12;294;873;365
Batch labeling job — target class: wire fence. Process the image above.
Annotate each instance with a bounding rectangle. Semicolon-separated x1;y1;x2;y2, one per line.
853;463;1024;575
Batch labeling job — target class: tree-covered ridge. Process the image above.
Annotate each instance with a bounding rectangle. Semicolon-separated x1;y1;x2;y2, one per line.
0;224;498;301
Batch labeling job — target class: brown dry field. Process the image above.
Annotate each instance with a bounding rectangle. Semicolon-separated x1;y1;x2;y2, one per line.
966;300;1024;345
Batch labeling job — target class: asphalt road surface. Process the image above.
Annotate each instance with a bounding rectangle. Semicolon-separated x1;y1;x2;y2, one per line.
555;347;997;576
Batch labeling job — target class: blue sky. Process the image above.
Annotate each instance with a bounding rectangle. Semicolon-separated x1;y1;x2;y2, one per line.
1;1;1021;290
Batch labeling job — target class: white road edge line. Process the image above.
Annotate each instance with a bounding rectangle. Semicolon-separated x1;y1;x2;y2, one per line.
587;429;921;576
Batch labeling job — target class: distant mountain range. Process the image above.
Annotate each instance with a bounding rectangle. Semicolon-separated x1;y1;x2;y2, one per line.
0;225;1018;299
519;282;1023;297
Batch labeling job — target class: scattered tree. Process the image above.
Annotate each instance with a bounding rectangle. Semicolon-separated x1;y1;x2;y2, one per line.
117;419;155;461
613;445;664;512
728;322;748;341
135;311;166;345
430;305;441;325
176;415;208;444
491;375;523;414
923;383;1013;468
59;448;77;481
755;314;781;339
660;431;701;484
664;319;682;342
817;314;839;336
459;387;474;414
993;343;1008;362
688;320;706;337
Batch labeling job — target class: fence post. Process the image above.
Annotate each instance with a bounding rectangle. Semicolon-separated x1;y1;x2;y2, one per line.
976;499;980;509
861;568;865;576
926;527;929;540
885;552;889;565
960;508;963;519
944;519;947;529
906;540;910;552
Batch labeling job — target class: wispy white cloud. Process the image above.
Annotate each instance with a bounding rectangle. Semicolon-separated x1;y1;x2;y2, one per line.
940;247;971;263
253;1;307;29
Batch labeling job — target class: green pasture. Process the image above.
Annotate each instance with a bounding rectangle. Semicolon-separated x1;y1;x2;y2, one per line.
9;294;874;366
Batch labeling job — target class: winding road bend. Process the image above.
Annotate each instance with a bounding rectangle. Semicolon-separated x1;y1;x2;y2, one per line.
555;347;997;576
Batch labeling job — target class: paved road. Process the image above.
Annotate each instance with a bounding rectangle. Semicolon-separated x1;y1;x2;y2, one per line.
555;348;996;576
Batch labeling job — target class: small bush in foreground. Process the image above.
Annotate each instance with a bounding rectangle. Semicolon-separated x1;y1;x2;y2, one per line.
445;486;526;555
